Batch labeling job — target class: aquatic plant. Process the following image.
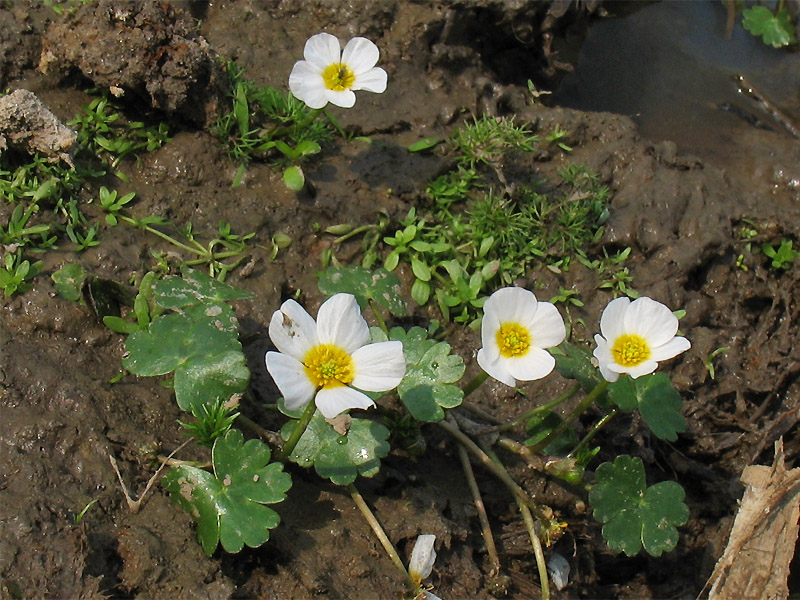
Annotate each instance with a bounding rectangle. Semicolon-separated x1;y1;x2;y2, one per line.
289;33;388;109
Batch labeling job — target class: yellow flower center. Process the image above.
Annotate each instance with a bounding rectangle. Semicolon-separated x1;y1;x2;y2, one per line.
611;334;651;368
304;344;354;388
322;62;355;91
496;322;531;358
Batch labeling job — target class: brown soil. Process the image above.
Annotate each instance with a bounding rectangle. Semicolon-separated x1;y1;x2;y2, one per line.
1;2;799;599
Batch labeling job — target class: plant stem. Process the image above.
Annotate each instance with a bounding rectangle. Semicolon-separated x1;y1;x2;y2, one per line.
236;413;283;448
527;380;608;454
569;407;618;459
437;418;551;524
118;215;205;256
456;443;502;576
347;482;413;591
462;370;489;399
482;445;549;599
517;496;550;600
493;382;581;433
276;400;317;462
368;299;389;335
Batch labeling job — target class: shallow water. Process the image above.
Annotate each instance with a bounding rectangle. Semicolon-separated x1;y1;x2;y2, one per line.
553;1;800;196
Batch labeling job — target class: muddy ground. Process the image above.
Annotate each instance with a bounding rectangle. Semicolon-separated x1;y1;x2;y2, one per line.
1;1;799;599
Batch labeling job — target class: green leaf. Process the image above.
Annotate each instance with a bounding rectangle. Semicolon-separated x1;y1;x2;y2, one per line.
123;312;250;412
153;268;252;309
589;455;689;557
317;264;407;317
553;341;607;398
411;278;431;305
608;373;686;441
391;326;465;422
408;137;441;152
283;166;305;191
742;6;797;48
281;412;390;485
163;429;291;555
51;263;87;302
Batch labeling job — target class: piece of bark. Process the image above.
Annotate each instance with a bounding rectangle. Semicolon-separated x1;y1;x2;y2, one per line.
702;438;800;600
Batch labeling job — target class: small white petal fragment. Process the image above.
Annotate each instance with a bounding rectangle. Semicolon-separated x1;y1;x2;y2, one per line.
409;534;437;582
547;552;570;591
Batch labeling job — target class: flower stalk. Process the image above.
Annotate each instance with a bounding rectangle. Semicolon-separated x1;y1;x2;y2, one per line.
276;399;317;462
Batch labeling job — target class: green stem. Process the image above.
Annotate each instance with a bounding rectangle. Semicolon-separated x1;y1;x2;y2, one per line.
481;446;549;599
332;224;376;245
368;299;389;335
118;215;206;257
347;483;413;591
517;497;550;600
527;380;608;454
276;400;317;462
462;371;489;399
437;419;551;524
494;383;581;433
569;407;618;459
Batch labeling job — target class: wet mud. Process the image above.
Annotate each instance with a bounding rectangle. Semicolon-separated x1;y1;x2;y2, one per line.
1;2;799;599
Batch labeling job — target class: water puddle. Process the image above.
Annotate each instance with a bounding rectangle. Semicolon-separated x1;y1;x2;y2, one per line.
552;1;800;201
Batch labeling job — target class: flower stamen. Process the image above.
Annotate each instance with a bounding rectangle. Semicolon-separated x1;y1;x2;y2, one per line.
496;322;531;358
321;62;355;91
303;344;354;388
611;334;650;367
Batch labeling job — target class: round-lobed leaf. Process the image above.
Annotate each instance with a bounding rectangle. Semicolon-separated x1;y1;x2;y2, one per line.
163;429;292;556
589;454;689;557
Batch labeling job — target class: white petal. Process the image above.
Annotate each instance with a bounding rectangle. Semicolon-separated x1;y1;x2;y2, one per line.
352;67;387;93
593;334;619;382
303;32;341;70
625;297;678;347
324;88;356;108
477;348;516;387
316;293;369;352
265;351;316;410
619;360;658;379
600;296;630;341
289;61;328;108
484;287;538;326
650;336;691;362
351;341;405;391
341;37;380;74
528;301;566;349
409;534;437;580
315;386;375;419
506;346;556;382
480;310;502;363
269;299;318;360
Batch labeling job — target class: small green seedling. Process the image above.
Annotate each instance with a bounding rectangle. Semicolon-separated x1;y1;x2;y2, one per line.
704;346;730;380
73;498;99;525
762;239;798;270
163;429;291;555
51;263;89;302
0;252;42;296
589;455;689;557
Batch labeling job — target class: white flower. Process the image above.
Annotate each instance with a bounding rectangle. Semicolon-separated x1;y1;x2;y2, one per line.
288;32;387;109
409;534;437;583
265;293;405;419
477;287;566;387
592;296;691;383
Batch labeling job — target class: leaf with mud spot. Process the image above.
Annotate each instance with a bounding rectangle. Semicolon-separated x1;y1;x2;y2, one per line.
280;411;390;485
152;268;252;310
391;326;465;422
163;429;292;555
123;311;249;412
317;265;407;317
589;454;689;557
